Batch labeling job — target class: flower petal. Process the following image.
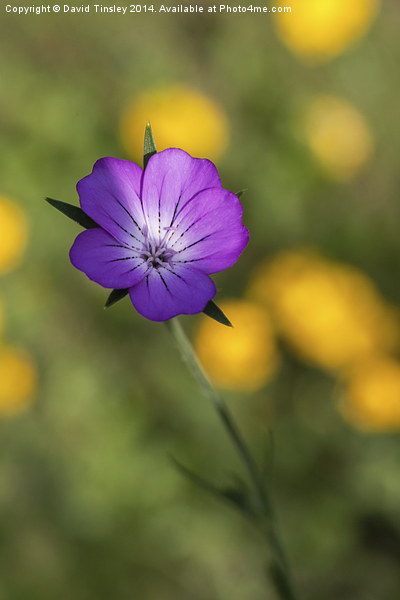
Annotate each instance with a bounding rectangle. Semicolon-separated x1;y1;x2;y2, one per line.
129;263;216;321
70;228;147;289
170;188;249;274
141;149;222;239
77;157;146;246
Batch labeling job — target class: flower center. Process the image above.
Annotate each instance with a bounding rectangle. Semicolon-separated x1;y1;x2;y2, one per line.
140;239;176;269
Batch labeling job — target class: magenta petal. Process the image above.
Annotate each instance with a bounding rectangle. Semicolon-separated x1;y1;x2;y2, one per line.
70;229;148;289
68;148;248;322
141;149;222;237
129;263;216;321
171;188;249;274
77;157;146;246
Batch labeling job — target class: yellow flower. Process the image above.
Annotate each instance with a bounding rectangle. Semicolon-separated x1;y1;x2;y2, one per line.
248;250;399;372
274;0;381;63
0;195;28;274
120;85;229;161
304;95;373;181
194;299;278;392
0;346;37;416
340;358;400;431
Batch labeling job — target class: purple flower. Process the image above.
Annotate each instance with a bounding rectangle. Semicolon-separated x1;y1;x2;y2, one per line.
70;149;249;321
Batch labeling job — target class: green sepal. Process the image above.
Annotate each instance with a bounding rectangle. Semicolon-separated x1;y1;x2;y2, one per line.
143;121;157;169
45;197;99;229
104;288;129;308
203;300;232;327
235;189;247;200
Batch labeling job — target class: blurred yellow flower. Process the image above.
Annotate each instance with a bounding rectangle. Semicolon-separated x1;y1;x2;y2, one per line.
248;250;399;372
0;346;37;416
194;299;278;392
0;195;28;274
274;0;380;63
304;95;373;181
340;358;400;431
120;85;229;161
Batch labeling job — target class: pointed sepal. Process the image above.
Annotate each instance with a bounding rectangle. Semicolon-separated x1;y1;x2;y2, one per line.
45;197;98;229
143;121;157;169
104;288;129;308
203;300;232;327
235;189;247;200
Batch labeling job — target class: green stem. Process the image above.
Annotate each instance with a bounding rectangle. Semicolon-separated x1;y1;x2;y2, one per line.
166;317;299;600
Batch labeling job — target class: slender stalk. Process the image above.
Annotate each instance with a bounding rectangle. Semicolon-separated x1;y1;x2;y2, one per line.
166;317;299;600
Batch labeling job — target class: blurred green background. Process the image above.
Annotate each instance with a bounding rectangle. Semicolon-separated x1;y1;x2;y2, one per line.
1;1;400;599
